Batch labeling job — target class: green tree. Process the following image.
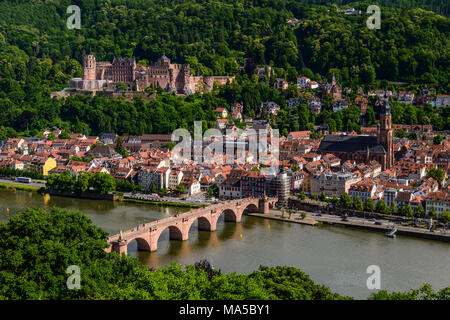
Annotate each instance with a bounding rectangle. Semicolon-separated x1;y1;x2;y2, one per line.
390;202;398;215
414;204;425;218
353;196;364;211
117;82;128;91
92;172;115;195
407;132;418;140
74;172;92;194
149;182;158;193
0;207;110;299
207;184;219;198
46;170;74;192
401;205;414;218
59;131;70;139
364;198;375;212
429;205;437;219
369;284;450;300
114;137;129;157
298;191;306;200
339;193;353;209
175;184;186;194
439;211;450;224
426;168;444;184
376;199;389;214
331;195;339;205
433;135;443;145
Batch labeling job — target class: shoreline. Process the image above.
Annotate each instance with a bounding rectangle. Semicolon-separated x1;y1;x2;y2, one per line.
0;182;42;192
118;197;206;208
1;181;448;242
0;180;205;208
247;210;450;243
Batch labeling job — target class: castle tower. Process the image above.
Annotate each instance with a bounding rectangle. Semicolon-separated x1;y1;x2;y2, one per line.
83;54;96;80
377;92;394;170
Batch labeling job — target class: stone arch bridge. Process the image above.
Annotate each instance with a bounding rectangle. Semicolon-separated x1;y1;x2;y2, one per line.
106;197;277;255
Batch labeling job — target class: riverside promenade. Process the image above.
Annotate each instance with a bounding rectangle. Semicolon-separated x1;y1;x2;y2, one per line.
248;209;450;242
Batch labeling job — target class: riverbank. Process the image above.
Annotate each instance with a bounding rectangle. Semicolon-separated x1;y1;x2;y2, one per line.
315;215;450;242
246;212;318;226
0;182;42;192
118;197;206;208
248;209;450;243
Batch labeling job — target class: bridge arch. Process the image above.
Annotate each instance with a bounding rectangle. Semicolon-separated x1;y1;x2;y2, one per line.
221;208;239;222
187;215;213;232
210;208;236;229
243;203;259;213
128;237;151;252
166;225;184;241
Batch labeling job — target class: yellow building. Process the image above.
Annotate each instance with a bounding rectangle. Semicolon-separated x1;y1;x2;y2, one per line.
31;157;57;176
301;173;312;194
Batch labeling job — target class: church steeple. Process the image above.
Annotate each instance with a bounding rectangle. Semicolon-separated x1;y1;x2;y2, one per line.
377;91;394;170
381;91;391;116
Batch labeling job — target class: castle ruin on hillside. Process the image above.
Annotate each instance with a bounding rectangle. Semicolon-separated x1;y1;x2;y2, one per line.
68;54;234;95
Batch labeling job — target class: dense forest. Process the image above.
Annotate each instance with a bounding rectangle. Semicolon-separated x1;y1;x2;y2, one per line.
0;0;449;137
0;207;448;300
297;1;449;16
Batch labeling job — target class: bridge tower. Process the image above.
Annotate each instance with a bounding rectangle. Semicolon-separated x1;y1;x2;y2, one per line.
111;231;127;255
258;193;271;214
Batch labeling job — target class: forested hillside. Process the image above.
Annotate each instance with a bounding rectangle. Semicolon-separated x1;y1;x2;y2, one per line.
297;1;449;16
0;0;448;138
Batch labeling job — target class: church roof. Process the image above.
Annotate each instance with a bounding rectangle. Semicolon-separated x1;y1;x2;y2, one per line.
318;135;386;154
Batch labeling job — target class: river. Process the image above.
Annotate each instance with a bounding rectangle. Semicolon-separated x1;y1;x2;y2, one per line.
0;188;449;299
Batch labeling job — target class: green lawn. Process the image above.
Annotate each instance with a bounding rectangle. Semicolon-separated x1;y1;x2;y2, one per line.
0;182;41;192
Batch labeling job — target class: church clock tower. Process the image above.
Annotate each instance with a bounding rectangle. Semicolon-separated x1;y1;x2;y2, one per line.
377;93;394;170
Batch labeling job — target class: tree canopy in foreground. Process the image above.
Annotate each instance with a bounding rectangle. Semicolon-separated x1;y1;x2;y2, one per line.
0;207;448;300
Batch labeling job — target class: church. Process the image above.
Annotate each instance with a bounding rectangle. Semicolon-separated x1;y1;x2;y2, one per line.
318;94;394;171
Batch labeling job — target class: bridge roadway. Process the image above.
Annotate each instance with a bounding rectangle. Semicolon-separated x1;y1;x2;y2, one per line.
106;197;277;255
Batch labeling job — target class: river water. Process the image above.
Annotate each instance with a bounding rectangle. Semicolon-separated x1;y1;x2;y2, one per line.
1;189;449;299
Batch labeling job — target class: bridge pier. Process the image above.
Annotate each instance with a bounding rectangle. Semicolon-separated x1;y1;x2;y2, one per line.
259;198;270;214
111;239;128;255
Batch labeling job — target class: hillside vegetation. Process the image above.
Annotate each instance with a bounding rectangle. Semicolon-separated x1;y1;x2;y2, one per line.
0;0;448;138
